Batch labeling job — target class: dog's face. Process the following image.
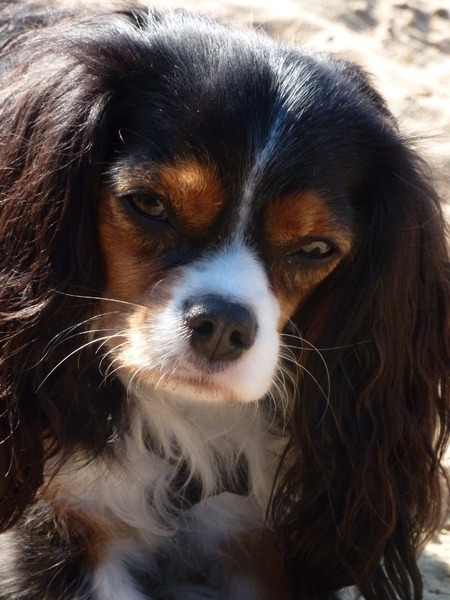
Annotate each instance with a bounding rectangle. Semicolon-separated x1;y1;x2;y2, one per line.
98;170;352;404
95;28;356;404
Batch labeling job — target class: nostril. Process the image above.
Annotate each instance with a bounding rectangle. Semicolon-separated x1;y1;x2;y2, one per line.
185;314;215;339
194;320;214;338
230;330;244;347
230;324;255;350
184;295;257;362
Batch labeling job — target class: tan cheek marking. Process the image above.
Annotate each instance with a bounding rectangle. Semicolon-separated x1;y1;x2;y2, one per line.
97;192;165;303
273;260;338;330
159;162;226;237
273;272;307;329
264;192;353;328
96;192;182;372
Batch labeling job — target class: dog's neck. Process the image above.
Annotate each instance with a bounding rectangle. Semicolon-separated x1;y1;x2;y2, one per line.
130;384;285;506
41;385;284;547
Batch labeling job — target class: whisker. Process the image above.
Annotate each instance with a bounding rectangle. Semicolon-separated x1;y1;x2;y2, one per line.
279;327;343;434
38;311;122;363
282;337;370;352
100;342;132;380
55;290;150;312
269;373;289;419
99;339;129;378
37;334;126;390
126;366;147;400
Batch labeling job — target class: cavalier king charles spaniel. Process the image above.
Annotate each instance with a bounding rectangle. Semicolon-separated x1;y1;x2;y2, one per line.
0;1;449;599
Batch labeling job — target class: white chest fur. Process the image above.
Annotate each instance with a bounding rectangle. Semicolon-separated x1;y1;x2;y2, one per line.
43;392;284;598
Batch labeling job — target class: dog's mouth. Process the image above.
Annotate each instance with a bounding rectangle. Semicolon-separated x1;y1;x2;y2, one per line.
141;365;246;403
103;295;280;404
116;332;279;404
98;245;282;404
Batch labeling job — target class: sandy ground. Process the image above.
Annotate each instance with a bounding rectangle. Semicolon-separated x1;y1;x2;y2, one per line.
48;0;450;596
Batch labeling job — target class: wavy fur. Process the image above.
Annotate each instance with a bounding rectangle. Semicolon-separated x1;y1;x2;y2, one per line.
0;2;449;599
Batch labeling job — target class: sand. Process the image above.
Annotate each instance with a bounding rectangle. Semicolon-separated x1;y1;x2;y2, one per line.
48;0;450;595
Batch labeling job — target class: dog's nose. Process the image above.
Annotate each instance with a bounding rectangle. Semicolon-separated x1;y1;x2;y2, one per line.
184;295;257;362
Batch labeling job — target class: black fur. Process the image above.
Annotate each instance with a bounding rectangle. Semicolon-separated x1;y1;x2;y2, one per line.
0;2;449;599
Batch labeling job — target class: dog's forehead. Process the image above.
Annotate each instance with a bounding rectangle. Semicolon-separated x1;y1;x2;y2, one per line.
136;36;365;170
113;25;372;241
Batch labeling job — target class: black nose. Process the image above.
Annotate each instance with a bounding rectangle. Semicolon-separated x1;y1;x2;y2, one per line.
184;295;257;362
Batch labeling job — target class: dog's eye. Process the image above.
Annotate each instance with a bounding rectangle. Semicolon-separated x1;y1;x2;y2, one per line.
122;193;168;221
299;240;334;258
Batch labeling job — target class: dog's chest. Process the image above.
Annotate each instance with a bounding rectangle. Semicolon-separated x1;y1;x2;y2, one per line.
44;399;282;549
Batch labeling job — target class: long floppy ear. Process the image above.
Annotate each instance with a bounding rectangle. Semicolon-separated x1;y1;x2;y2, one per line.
272;132;450;598
0;9;151;530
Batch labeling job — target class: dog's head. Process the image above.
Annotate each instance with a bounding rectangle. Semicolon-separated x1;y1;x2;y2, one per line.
93;17;359;408
0;6;448;599
97;137;353;406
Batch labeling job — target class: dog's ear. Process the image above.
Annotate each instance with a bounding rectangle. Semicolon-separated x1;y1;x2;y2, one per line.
0;6;185;531
0;16;140;530
272;138;450;598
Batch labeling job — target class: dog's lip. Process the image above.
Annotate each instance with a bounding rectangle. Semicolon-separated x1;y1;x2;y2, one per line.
152;360;231;388
157;351;240;377
129;358;246;400
150;370;243;401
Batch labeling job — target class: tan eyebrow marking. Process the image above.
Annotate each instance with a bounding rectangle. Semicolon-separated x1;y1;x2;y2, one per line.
112;160;226;239
98;160;227;301
263;191;353;258
159;162;225;234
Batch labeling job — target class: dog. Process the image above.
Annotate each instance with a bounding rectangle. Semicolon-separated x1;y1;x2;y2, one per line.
0;1;449;599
